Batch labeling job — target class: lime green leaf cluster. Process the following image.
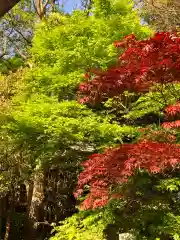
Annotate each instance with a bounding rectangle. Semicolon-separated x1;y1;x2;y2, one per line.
2;0;148;171
50;211;108;240
49;200;122;240
124;84;180;120
157;178;180;192
2;95;138;169
0;1;153;239
7;97;137;144
27;0;151;98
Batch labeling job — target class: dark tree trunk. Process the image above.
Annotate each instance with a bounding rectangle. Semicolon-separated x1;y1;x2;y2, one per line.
4;188;15;240
104;224;119;240
0;197;7;240
0;198;3;239
0;0;21;18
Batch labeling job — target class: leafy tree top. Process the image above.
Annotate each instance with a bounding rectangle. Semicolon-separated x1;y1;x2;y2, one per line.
27;0;151;99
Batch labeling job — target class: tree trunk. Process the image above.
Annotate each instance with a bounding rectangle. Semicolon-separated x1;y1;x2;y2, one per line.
35;0;48;20
0;0;21;18
0;198;4;239
27;181;34;217
29;171;45;223
4;215;11;240
24;181;36;240
105;224;119;240
4;189;15;240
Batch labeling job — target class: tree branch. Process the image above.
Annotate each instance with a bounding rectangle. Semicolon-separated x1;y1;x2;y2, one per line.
0;0;21;18
7;13;32;46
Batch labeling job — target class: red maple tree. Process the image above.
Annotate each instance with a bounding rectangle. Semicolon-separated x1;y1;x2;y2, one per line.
78;32;180;105
75;140;180;209
75;32;180;210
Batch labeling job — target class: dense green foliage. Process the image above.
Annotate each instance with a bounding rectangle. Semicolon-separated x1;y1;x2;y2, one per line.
0;1;151;239
0;0;150;188
0;0;150;187
2;0;180;240
50;210;110;240
28;0;150;99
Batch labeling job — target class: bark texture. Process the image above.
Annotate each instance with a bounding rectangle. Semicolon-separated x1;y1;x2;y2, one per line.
0;0;21;18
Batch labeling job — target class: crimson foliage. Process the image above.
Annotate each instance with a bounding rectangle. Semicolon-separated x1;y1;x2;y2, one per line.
75;32;180;210
162;102;180;129
78;32;180;105
75;140;180;209
164;102;180;117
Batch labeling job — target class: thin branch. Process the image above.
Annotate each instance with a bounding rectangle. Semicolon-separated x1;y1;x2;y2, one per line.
13;28;32;46
15;47;27;60
7;13;32;46
0;52;6;59
43;0;49;10
33;0;38;15
34;0;42;18
50;0;55;12
7;37;27;60
34;0;50;19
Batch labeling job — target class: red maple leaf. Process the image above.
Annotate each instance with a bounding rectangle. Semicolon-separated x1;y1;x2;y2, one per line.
75;141;180;209
77;32;180;105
